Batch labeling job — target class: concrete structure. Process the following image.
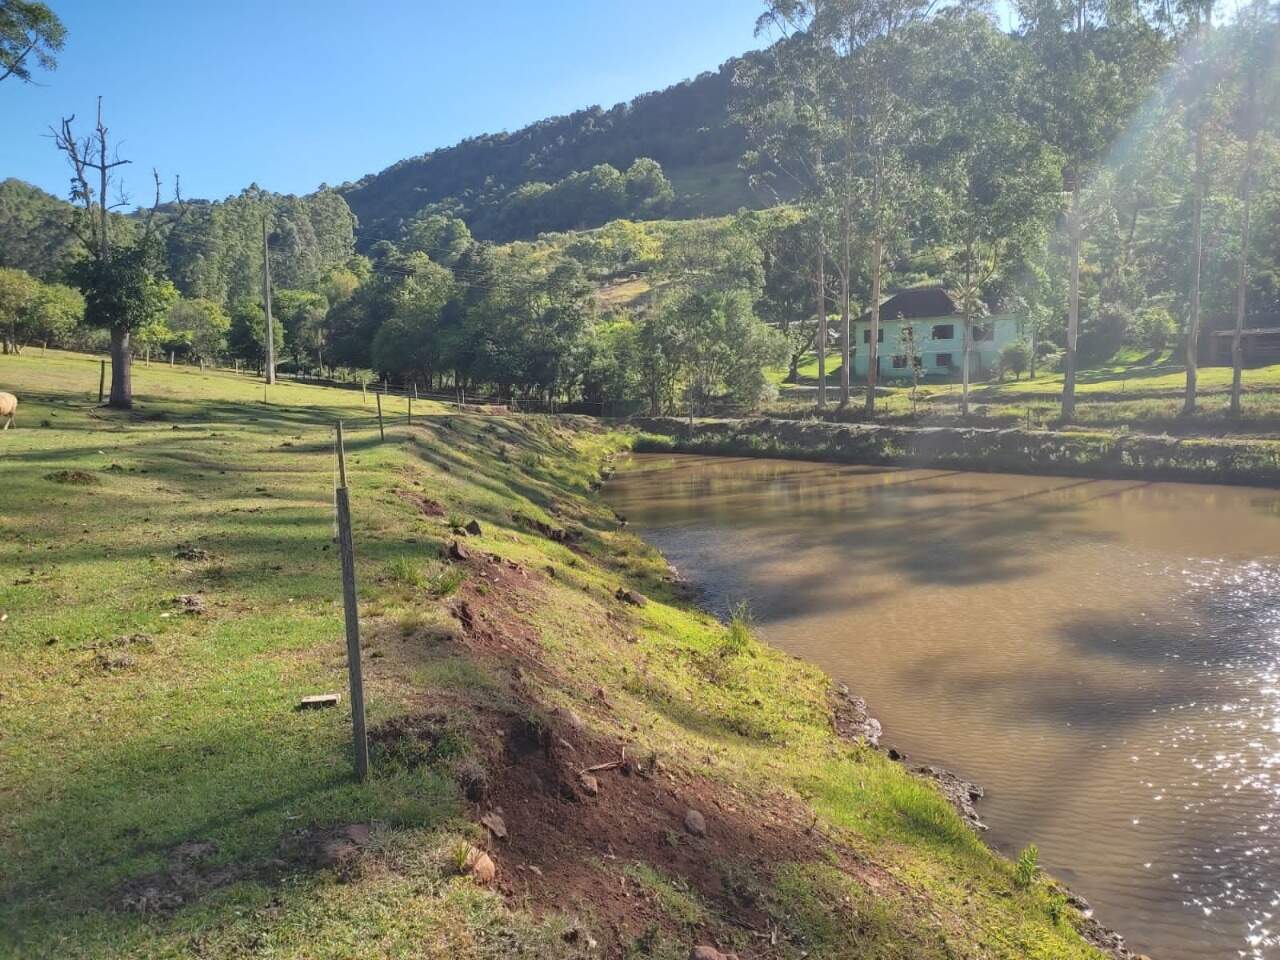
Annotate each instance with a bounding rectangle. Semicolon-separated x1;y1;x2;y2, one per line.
845;288;1022;380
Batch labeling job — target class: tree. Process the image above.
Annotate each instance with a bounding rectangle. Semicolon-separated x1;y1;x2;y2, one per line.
811;0;939;413
0;0;64;84
227;297;282;370
168;297;228;368
53;100;180;408
737;7;835;408
273;289;329;372
0;266;37;353
25;281;83;346
1000;341;1031;381
1016;0;1169;420
1229;0;1278;416
929;11;1062;415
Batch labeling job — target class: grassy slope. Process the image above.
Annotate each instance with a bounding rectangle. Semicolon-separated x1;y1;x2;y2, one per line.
1;351;1102;959
771;348;1280;434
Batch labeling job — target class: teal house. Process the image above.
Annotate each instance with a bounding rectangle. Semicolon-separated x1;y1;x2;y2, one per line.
848;287;1021;380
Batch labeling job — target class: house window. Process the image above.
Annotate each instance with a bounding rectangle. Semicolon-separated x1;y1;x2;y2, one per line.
861;328;886;344
935;353;953;368
892;355;909;369
932;324;955;341
973;323;994;342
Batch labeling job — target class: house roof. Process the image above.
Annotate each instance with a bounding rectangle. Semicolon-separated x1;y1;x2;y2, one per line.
858;287;958;323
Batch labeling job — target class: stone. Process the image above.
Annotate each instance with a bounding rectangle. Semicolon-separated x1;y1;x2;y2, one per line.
447;540;470;562
690;948;738;960
579;773;599;797
683;808;707;836
466;848;496;884
297;694;340;710
615;588;648;607
464;519;483;536
480;812;507;839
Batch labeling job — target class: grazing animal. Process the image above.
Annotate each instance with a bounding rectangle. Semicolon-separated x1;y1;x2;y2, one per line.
0;392;16;430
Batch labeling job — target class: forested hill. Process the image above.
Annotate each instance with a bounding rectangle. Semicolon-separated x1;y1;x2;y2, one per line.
337;55;759;245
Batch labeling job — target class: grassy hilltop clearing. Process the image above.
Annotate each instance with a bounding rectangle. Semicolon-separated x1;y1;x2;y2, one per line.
1;351;1108;959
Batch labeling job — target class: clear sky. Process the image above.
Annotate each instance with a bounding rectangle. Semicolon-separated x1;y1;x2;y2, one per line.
0;0;769;204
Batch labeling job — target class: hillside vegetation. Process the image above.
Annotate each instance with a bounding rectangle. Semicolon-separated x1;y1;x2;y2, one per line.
0;351;1106;959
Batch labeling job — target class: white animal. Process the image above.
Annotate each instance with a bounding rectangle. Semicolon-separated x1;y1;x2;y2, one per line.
0;392;16;430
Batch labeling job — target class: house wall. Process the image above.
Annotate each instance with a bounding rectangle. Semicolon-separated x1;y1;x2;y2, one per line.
849;315;1020;379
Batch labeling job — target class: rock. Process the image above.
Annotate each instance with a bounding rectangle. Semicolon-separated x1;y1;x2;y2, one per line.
447;540;470;562
830;683;882;747
465;848;496;884
579;773;599;797
297;693;341;710
464;519;483;536
683;808;707;836
887;747;905;761
553;706;587;735
913;765;986;831
690;948;738;960
480;812;507;840
615;588;648;607
174;594;205;614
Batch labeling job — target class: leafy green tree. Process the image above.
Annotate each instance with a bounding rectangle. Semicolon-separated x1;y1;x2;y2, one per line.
168;297;229;367
928;11;1062;414
227;297;283;370
0;265;37;353
369;258;454;386
401;213;473;266
25;281;83;346
0;0;64;84
1016;0;1170;419
273;289;329;372
737;9;837;408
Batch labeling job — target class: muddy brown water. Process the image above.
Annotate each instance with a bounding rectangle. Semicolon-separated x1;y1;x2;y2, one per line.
605;454;1280;960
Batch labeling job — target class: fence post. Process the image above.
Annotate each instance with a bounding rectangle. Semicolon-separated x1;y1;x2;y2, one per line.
334;422;370;783
98;360;106;403
408;394;413;426
362;379;367;405
413;381;419;401
376;392;385;441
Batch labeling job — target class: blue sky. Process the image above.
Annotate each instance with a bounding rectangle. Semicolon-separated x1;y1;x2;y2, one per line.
0;0;769;204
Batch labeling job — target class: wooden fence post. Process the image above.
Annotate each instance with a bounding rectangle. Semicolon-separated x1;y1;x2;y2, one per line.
361;380;367;405
376;392;385;441
408;395;413;426
334;422;370;783
98;360;106;403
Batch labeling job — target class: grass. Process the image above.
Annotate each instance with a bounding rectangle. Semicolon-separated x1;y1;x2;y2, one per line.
766;346;1280;436
0;348;1104;958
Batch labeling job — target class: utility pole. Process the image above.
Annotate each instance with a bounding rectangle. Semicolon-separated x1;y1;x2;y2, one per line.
262;216;276;385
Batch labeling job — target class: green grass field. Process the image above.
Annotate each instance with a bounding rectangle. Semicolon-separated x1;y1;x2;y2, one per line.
770;348;1280;434
1;350;1105;958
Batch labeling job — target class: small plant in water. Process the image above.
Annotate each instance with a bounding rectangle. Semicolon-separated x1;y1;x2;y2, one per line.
1014;843;1039;889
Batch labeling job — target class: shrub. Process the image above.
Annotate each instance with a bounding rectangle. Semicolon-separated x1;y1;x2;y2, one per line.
719;601;755;658
386;556;424;587
1000;341;1030;381
1014;843;1039;889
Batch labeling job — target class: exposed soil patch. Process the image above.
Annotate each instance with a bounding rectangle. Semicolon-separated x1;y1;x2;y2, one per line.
396;489;446;517
44;469;99;486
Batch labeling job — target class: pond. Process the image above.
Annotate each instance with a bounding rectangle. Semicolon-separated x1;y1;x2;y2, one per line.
605;454;1280;960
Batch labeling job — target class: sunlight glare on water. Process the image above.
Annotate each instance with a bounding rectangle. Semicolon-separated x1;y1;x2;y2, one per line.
605;455;1280;960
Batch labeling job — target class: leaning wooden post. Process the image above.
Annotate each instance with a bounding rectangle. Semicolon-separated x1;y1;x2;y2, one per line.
376;392;385;441
334;422;370;783
98;359;106;403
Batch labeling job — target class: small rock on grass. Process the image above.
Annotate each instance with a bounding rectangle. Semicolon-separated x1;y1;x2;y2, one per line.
683;808;707;836
447;541;470;562
464;846;496;884
690;947;740;960
464;519;483;536
480;812;507;840
615;588;648;607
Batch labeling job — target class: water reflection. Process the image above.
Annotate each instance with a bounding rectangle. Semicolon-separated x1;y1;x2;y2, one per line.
606;455;1280;960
